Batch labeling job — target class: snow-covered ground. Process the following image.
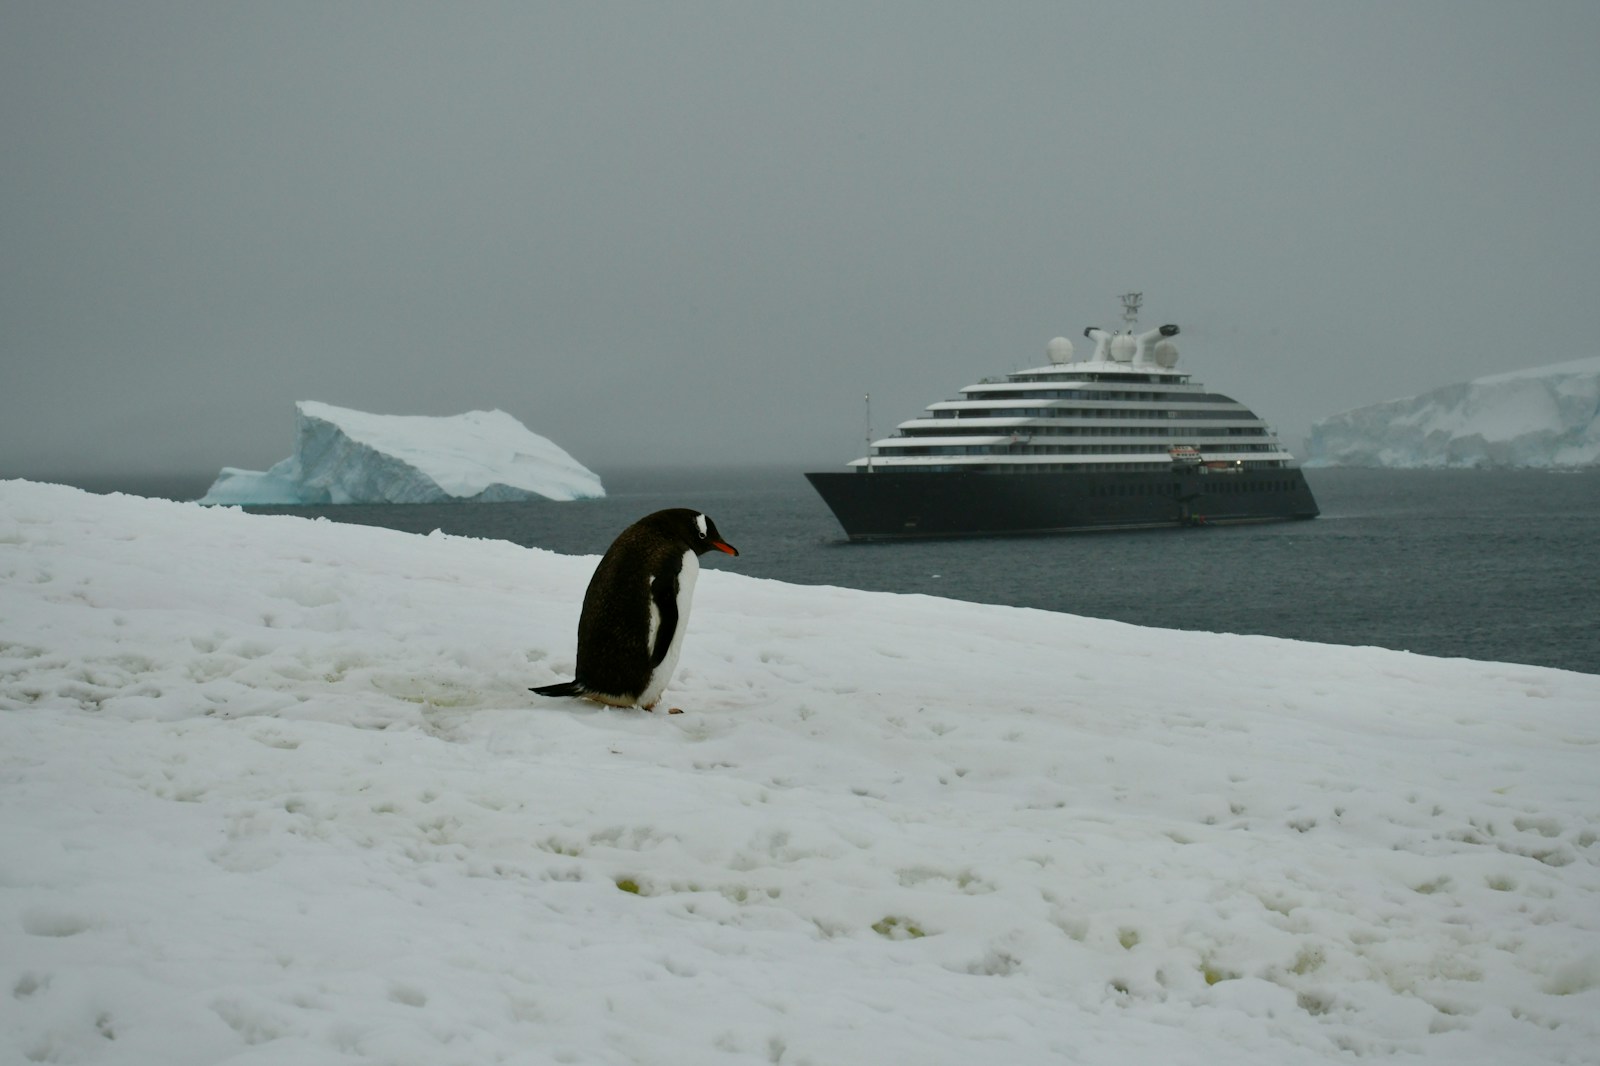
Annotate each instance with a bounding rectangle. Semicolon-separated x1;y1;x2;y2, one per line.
3;478;1597;1066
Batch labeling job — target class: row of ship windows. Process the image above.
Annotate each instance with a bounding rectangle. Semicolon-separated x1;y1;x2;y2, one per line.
1090;479;1303;497
935;407;1245;420
882;462;1291;474
987;373;1188;385
906;426;1268;438
882;443;1282;456
962;389;1207;402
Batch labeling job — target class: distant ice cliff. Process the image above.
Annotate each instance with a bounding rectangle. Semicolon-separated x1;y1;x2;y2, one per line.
199;401;604;504
1306;357;1600;469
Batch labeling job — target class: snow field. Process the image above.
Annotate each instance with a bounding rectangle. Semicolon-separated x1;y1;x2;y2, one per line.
2;479;1598;1065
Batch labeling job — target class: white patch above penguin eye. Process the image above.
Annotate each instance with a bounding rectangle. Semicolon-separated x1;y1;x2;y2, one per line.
694;513;707;539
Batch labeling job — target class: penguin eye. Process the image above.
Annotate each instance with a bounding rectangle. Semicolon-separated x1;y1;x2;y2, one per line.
694;514;708;539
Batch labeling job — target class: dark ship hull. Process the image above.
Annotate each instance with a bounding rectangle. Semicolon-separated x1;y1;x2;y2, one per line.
806;467;1320;541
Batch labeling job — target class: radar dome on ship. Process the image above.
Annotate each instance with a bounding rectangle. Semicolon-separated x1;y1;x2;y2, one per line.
1082;318;1179;365
1131;324;1180;365
1046;337;1075;364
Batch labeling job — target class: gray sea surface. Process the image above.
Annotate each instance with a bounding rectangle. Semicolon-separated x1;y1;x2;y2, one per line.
171;466;1600;677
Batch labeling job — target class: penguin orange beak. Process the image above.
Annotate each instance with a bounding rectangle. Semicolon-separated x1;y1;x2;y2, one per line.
711;540;739;556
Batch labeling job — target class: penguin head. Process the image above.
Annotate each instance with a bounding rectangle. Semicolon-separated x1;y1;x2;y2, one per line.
646;508;739;557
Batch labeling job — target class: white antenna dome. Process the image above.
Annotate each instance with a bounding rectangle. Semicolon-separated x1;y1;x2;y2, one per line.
1046;337;1075;364
1153;339;1179;367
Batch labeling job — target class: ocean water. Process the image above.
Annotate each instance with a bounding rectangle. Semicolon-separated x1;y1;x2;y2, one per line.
214;466;1600;677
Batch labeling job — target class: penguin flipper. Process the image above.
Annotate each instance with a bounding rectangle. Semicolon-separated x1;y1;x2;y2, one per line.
530;680;586;698
649;573;680;668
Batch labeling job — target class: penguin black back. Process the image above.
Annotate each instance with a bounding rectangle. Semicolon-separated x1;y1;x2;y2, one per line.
533;509;738;708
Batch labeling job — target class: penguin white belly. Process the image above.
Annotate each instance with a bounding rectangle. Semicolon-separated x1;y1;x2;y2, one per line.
639;549;698;709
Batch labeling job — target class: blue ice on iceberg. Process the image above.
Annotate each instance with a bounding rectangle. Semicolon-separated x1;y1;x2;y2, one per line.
199;402;604;505
1306;356;1600;469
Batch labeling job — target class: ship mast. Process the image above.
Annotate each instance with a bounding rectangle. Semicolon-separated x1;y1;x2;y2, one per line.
1120;291;1142;330
864;393;874;472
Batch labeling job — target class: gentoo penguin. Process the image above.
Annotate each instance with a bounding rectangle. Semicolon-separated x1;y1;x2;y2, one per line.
531;509;738;711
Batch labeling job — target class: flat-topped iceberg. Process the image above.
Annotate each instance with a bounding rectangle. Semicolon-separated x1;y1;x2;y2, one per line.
1306;356;1600;469
200;401;604;504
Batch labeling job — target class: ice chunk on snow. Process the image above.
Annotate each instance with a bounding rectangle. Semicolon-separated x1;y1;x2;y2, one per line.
199;401;604;504
1306;356;1600;468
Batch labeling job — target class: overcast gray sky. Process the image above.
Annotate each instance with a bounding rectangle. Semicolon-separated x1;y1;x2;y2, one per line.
4;1;1597;482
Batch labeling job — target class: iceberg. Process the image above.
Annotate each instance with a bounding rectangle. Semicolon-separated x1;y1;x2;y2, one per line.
200;401;604;504
1306;356;1600;468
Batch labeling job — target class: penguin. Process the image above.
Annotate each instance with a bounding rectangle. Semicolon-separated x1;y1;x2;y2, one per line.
532;508;738;711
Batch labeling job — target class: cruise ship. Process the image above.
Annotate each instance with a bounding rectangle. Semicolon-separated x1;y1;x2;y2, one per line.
806;294;1320;540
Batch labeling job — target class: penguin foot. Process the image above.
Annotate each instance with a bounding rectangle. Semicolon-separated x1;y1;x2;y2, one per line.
533;681;664;712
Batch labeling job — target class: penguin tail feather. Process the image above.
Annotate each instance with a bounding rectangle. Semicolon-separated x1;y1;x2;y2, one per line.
530;680;587;699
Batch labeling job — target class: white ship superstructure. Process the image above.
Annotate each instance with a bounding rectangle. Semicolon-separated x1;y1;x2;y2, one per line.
856;296;1296;474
